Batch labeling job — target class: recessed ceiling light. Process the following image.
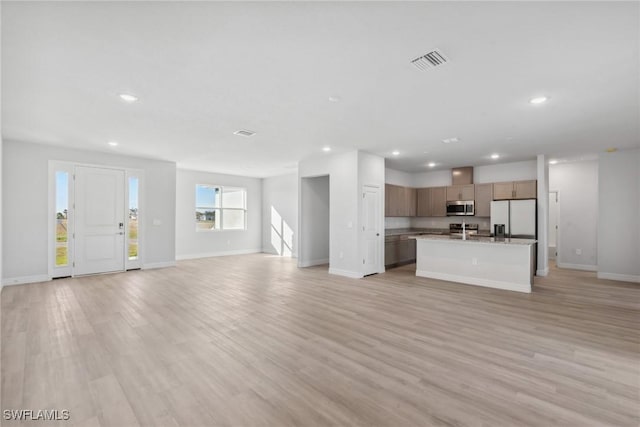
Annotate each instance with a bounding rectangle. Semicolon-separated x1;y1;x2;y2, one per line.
119;93;138;103
328;96;341;102
549;159;558;165
529;96;548;104
392;150;400;156
427;162;436;168
108;141;118;146
322;146;331;152
491;153;500;159
606;147;617;153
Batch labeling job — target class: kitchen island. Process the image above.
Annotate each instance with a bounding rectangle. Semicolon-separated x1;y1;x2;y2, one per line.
409;235;536;293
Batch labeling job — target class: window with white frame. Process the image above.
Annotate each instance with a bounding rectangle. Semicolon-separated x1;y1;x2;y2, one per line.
195;185;247;231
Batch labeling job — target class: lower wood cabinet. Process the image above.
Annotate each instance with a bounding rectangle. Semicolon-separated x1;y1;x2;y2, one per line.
385;236;416;268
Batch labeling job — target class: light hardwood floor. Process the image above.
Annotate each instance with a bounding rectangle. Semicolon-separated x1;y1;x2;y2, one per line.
2;255;639;426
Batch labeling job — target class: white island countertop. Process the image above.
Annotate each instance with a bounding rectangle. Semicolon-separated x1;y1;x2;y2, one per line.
410;234;536;293
409;235;536;246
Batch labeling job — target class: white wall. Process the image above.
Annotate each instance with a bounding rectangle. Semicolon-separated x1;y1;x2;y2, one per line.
474;160;537;183
385;168;412;187
262;173;298;258
299;151;361;277
411;170;452;187
387;160;537;192
597;149;640;282
2;140;176;283
549;160;598;270
299;176;329;266
175;169;262;260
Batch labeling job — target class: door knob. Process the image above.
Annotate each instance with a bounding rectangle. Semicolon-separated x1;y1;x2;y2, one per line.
116;232;124;235
376;233;380;236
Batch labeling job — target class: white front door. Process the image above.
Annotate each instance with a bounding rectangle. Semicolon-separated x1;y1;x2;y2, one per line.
362;185;381;276
74;166;126;275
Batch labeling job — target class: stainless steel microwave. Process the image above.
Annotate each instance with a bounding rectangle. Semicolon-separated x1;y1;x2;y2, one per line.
446;200;475;216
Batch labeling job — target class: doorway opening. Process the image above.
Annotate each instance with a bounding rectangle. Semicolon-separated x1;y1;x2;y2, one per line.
299;175;330;268
549;191;559;261
49;161;143;279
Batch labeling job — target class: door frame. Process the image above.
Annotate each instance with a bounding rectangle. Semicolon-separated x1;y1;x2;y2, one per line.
48;160;145;279
361;183;383;276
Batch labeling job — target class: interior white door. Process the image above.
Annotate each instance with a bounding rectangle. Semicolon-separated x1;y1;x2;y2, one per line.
74;166;126;275
362;185;381;276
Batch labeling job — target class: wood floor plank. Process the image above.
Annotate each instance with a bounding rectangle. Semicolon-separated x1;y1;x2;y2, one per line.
2;255;639;426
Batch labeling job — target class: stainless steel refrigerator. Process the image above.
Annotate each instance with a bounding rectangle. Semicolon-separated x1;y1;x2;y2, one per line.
490;199;537;238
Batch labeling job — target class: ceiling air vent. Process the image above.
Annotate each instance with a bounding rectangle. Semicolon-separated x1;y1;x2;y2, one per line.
411;49;449;71
233;130;256;137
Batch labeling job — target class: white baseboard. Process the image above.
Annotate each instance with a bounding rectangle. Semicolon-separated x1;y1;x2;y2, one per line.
328;268;364;279
416;270;531;293
299;258;329;268
176;249;262;261
597;272;640;283
536;267;549;277
2;274;51;287
557;262;597;272
142;261;177;270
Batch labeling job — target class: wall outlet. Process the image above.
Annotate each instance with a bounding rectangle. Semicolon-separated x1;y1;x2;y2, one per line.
472;257;478;265
575;248;582;255
339;251;344;259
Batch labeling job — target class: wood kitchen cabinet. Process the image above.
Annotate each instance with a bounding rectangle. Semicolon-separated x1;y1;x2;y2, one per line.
416;186;447;217
385;184;416;217
385;235;416;268
430;186;447;217
492;180;537;200
405;187;417;217
416;188;431;217
385;184;401;216
446;184;475;201
474;183;493;217
514;180;537;199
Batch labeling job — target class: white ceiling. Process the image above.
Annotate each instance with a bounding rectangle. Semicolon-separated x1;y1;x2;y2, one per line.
2;1;639;177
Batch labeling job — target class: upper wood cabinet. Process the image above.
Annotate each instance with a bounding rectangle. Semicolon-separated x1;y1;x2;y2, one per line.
404;187;417;217
416;186;446;217
514;180;537;199
385;184;416;217
431;187;447;217
492;180;537;200
416;188;432;217
446;184;475;201
474;183;493;217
